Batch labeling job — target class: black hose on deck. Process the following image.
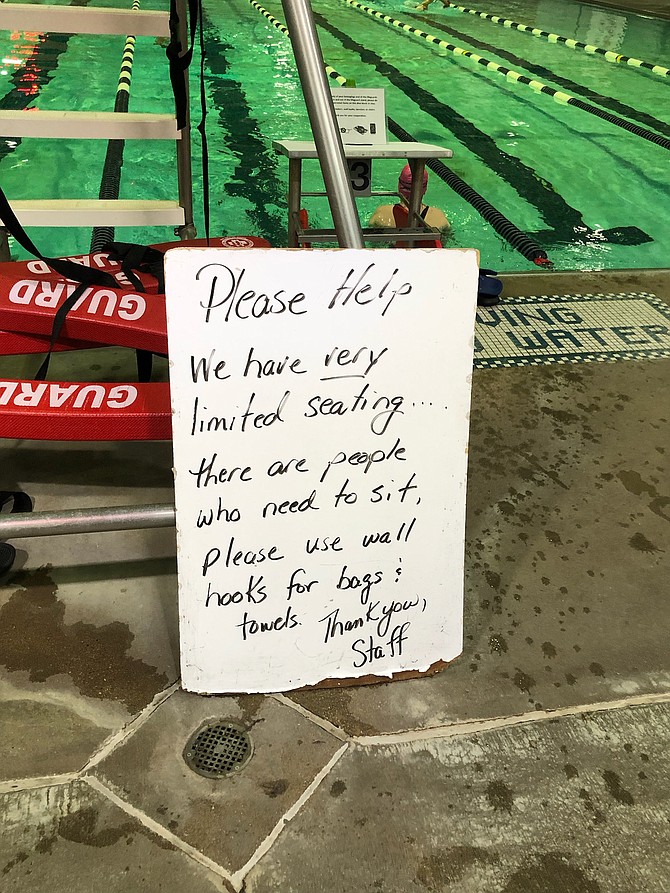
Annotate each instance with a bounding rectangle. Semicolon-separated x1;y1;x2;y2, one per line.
388;117;552;266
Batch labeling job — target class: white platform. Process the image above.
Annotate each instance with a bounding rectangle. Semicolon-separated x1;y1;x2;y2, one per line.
273;140;453;160
0;5;170;37
0;110;181;140
5;200;186;227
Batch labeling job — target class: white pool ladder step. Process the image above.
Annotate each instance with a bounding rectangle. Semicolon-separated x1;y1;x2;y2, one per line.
0;5;170;37
0;2;191;232
0;110;180;141
8;200;186;227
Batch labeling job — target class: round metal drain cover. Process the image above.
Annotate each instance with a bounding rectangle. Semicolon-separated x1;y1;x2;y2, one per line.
184;721;253;779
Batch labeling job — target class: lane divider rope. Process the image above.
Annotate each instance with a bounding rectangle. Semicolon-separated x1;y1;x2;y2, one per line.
411;9;670;138
245;0;552;266
90;0;141;252
343;0;670;151
443;1;669;78
249;0;350;85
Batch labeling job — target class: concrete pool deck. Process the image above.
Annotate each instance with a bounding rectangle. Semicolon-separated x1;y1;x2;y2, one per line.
0;265;668;891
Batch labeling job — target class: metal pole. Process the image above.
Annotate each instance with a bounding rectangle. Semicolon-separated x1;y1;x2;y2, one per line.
0;504;175;538
408;159;426;230
280;0;364;248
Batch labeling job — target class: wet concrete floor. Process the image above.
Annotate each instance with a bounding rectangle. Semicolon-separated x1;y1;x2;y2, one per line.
0;268;668;891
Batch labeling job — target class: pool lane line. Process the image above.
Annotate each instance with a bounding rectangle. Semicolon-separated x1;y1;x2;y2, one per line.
90;0;140;253
386;118;551;265
412;11;670;140
442;1;670;79
342;0;670;151
252;0;652;250
248;0;351;86
200;7;289;247
244;0;553;265
311;5;590;241
86;1;158;383
0;27;89;164
255;1;653;252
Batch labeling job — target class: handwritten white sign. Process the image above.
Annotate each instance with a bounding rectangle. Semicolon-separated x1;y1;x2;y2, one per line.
165;249;478;693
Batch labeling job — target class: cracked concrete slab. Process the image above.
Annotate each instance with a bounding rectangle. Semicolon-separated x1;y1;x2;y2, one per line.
0;266;667;890
93;690;344;873
244;701;670;893
0;779;231;892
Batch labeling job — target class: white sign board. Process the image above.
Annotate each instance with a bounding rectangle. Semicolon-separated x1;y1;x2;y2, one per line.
331;88;386;144
165;249;478;694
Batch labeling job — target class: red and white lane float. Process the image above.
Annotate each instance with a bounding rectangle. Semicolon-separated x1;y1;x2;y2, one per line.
0;236;271;441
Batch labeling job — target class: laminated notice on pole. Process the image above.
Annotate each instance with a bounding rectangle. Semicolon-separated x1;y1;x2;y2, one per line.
165;248;478;694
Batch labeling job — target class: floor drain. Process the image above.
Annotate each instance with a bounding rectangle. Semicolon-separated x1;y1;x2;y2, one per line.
184;721;253;779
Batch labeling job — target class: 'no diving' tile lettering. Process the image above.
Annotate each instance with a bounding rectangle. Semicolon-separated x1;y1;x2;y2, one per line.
474;292;670;368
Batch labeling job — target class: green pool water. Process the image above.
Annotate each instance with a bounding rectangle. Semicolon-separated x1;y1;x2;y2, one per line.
0;0;668;272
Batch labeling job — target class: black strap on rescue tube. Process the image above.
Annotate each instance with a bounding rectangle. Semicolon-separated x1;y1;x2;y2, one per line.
104;242;166;293
0;187;117;288
33;282;90;381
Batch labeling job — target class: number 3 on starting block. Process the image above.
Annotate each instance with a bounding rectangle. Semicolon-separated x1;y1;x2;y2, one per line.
347;158;372;197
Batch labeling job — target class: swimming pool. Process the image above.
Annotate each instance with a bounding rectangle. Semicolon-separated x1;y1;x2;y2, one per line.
0;0;668;272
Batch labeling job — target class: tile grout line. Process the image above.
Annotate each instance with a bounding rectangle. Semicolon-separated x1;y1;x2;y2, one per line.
0;773;79;795
80;681;180;774
352;690;670;747
7;686;664;883
230;742;349;891
271;693;351;742
0;683;180;795
84;775;236;888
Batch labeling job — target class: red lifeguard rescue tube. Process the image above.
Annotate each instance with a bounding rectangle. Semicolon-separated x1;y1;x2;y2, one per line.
0;237;270;441
0;378;172;441
0;237;272;355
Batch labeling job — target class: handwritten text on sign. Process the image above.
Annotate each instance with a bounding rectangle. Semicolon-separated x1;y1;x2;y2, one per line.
165;249;478;693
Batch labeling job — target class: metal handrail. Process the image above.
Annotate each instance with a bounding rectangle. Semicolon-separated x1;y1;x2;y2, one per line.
0;505;176;538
